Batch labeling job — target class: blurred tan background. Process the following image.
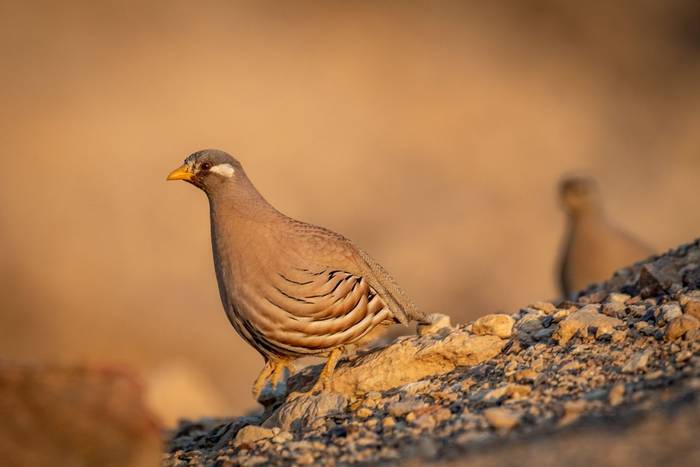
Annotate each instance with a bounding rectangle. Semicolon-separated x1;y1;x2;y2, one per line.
1;0;699;424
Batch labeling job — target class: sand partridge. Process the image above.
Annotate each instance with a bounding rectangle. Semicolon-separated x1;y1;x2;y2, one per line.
167;149;424;399
558;176;655;297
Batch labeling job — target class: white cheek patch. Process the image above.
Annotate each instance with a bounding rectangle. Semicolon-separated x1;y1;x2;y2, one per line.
209;163;235;178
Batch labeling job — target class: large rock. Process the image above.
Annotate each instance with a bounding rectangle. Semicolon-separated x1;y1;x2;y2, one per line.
262;392;348;431
234;425;274;446
289;331;505;397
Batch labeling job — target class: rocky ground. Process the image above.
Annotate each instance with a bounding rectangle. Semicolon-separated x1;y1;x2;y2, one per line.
164;239;700;466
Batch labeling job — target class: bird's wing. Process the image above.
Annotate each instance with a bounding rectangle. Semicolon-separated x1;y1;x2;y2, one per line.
255;249;394;354
266;220;424;326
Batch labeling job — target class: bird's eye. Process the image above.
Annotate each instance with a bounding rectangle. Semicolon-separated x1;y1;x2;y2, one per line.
200;162;212;171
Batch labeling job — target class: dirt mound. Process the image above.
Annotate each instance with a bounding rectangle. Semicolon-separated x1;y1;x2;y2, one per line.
165;239;700;466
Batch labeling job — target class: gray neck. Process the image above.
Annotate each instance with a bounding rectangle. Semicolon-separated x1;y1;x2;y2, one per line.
205;177;285;236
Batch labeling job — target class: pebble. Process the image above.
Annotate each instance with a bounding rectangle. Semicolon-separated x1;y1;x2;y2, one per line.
382;417;396;429
472;313;515;338
608;383;625;406
271;431;293;444
514;369;539;383
531;301;557;313
607;293;631;304
517;311;545;335
681;295;700;320
660;303;683;322
611;330;627;343
676;350;693;362
388;400;427;417
296;453;315;465
483;407;520;430
163;241;700;466
603;302;626;318
554;306;623;346
413;414;436;430
622;349;653;373
665;315;700;341
417;313;452;336
234;426;274;446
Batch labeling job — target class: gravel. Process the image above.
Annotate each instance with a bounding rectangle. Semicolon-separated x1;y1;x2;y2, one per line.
164;238;700;466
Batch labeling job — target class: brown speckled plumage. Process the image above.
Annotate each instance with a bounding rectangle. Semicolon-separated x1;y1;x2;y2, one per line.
167;149;424;398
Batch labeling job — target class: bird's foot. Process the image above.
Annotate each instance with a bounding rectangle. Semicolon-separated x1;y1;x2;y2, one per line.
252;360;274;401
270;359;295;387
253;359;296;402
310;347;342;394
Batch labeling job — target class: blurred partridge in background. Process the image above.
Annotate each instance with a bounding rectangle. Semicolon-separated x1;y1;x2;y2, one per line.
166;150;425;399
558;176;656;297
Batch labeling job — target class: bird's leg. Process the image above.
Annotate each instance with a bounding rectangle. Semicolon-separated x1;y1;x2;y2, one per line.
270;359;295;387
310;347;343;393
252;359;274;400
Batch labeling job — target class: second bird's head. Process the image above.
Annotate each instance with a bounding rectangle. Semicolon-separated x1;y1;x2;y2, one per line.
166;149;244;192
559;175;602;215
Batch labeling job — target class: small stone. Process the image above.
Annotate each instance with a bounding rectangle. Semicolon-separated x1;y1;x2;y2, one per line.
531;301;557;313
483;386;508;402
417;313;452;336
460;378;476;391
514;369;539;383
356;407;373;418
241;456;268;467
608;383;625;406
559;399;588;426
602;302;626;318
433;407;453;424
413;414;436;430
622;349;653;373
676;350;693;362
660;303;683;322
554;305;623;346
262;392;348;431
405;412;416;423
296;453;315;465
560;360;582;372
484;384;530;402
366;418;378;429
517;311;545;335
680;294;700;320
665;315;700;341
234;425;274;446
611;330;627;343
607;293;631;304
553;309;571;322
382;417;396;429
400;380;431;395
472;314;515;338
483;407;520;430
534;327;555;340
388;400;427;417
271;431;292;444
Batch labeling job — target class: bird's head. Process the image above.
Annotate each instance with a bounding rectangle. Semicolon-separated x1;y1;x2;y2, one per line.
559;175;602;215
166;149;243;192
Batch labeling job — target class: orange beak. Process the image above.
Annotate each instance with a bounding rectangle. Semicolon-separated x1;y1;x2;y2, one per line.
166;164;194;181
